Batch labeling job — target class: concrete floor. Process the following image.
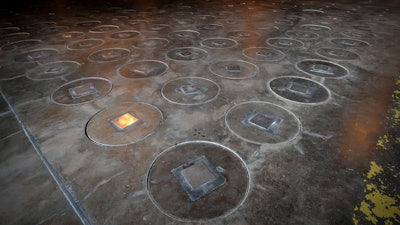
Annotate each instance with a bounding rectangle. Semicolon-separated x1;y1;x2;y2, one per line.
0;0;399;224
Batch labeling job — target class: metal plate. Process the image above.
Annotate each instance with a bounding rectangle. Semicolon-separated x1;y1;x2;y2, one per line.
67;38;104;50
132;38;169;49
225;101;301;144
166;47;207;61
13;48;58;62
26;61;80;80
86;102;162;146
109;30;140;39
200;37;237;49
243;47;285;61
296;59;349;78
268;76;331;104
168;30;200;39
147;140;250;222
266;37;304;48
88;48;130;63
161;77;220;105
118;60;168;79
316;47;359;61
285;30;320;40
209;60;258;79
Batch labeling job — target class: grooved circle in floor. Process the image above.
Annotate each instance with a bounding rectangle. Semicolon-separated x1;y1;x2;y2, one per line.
341;30;375;39
195;24;224;31
118;60;168;79
268;76;331;104
227;30;260;39
285;30;319;40
148;24;170;32
161;77;220;105
88;48;130;63
209;60;258;79
86;102;162;146
147;140;250;222
133;38;169;49
1;39;41;51
316;47;359;60
266;37;304;48
200;37;237;49
67;38;104;50
243;47;285;61
90;25;119;33
296;59;349;78
109;30;140;39
299;24;331;32
330;38;370;47
51;77;112;106
75;20;102;28
225;101;301;144
13;48;58;62
168;30;200;39
166;47;207;61
26;61;80;80
49;31;85;42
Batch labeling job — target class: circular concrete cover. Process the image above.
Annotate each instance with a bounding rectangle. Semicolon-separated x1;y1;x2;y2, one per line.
147;140;250;222
148;24;170;32
13;48;58;62
161;77;220;105
285;30;319;40
109;30;140;39
316;47;359;60
166;47;207;61
201;37;237;49
51;77;112;106
1;39;41;51
296;59;349;78
86;102;162;146
330;38;370;48
341;30;375;39
243;47;285;61
88;48;130;63
67;38;104;50
225;101;301;144
75;20;101;28
266;37;304;48
118;60;168;79
210;60;258;79
37;26;69;35
168;30;200;39
49;31;85;42
195;24;224;31
268;76;331;104
300;24;331;32
227;30;260;39
133;38;169;49
90;25;119;33
27;61;80;80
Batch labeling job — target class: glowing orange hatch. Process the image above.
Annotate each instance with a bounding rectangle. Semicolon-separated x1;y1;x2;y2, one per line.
110;112;140;131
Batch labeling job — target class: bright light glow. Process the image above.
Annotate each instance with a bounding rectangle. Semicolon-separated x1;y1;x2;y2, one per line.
112;113;139;130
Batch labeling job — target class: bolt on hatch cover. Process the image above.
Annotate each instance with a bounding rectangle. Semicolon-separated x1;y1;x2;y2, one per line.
266;37;304;49
67;38;104;50
27;61;80;80
88;48;130;63
86;102;162;146
13;48;58;62
201;37;237;49
166;47;207;61
296;59;349;78
225;101;301;144
118;60;168;79
209;60;258;79
51;77;112;106
161;77;220;105
268;76;330;104
316;47;359;61
147;141;250;222
243;47;285;61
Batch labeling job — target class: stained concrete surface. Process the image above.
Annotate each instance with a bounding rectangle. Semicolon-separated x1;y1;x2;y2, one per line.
0;0;399;225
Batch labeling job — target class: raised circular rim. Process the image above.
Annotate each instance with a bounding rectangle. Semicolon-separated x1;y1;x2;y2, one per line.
146;140;251;222
295;59;350;78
